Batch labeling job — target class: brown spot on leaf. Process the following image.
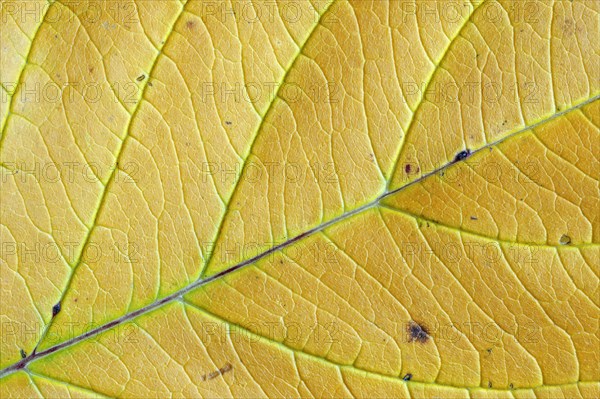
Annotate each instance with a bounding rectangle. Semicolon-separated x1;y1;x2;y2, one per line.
220;363;232;374
407;321;429;343
201;363;233;382
186;20;195;29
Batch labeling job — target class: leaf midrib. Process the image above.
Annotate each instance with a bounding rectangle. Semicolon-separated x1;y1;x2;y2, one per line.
1;94;598;380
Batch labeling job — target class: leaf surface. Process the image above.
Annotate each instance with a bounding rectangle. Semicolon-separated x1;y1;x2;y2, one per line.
1;0;599;397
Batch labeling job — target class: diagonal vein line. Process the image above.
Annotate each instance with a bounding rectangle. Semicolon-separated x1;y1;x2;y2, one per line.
386;0;485;187
2;94;597;379
28;0;191;355
198;0;337;277
0;0;54;149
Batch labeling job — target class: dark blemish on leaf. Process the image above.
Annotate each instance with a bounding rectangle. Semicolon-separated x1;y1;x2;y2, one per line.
488;381;492;388
20;349;26;359
225;121;232;125
52;302;61;317
148;81;153;87
186;20;195;29
453;149;471;163
220;363;232;374
509;383;514;389
407;321;429;343
559;234;571;245
486;348;492;354
202;363;232;381
470;216;478;221
74;298;78;302
88;66;94;74
403;373;412;381
405;164;411;173
136;74;145;82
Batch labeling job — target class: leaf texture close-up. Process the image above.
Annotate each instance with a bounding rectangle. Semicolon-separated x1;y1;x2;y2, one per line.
0;0;599;398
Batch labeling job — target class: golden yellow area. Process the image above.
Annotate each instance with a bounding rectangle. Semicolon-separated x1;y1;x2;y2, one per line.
0;0;598;397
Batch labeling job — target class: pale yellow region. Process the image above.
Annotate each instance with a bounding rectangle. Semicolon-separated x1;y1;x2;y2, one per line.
384;102;599;246
0;0;182;353
0;0;46;128
390;0;599;189
0;172;70;367
26;302;391;398
0;373;39;399
0;371;107;398
189;206;599;390
16;301;529;399
204;0;478;276
15;286;596;398
35;0;333;352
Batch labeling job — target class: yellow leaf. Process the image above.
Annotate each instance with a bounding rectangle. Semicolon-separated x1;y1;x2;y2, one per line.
1;0;598;397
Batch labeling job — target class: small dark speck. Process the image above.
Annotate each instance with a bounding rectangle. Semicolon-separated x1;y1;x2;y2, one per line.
453;149;471;163
407;321;429;343
136;74;146;82
405;164;412;173
20;349;26;359
488;381;492;388
186;20;195;29
148;81;153;87
225;121;232;125
470;216;478;220
52;302;61;317
403;373;412;381
509;383;514;389
486;348;492;354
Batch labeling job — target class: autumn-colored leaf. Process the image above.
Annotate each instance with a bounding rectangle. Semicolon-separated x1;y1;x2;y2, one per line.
1;0;599;398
